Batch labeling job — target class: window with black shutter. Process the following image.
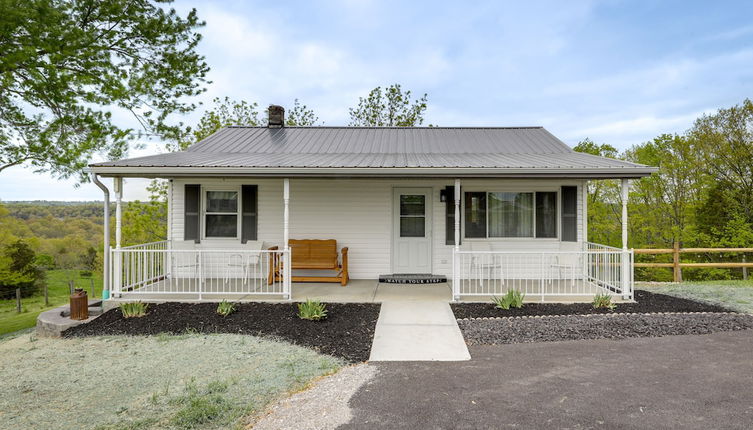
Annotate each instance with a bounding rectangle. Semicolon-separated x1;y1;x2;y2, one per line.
241;185;258;243
561;186;578;242
184;184;201;243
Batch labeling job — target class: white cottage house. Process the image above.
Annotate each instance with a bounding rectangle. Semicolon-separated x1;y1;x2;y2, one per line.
89;105;656;302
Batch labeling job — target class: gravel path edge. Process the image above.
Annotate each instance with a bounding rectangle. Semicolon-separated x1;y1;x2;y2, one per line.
246;364;377;430
457;311;744;321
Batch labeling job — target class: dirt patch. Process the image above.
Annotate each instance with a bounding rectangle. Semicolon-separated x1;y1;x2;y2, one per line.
458;313;753;345
451;289;731;319
63;302;380;363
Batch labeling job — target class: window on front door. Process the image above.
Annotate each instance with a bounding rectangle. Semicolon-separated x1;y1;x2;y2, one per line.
399;194;426;237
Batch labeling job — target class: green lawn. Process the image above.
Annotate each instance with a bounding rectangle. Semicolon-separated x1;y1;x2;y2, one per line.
639;280;753;313
0;269;103;335
0;332;342;430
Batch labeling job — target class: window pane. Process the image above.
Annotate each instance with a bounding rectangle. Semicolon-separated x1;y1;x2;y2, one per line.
488;192;533;237
464;192;487;238
400;195;425;216
206;215;237;237
536;192;557;238
400;216;425;237
206;191;238;213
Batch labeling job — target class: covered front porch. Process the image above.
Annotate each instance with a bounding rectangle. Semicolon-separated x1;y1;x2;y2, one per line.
98;175;635;303
107;239;631;303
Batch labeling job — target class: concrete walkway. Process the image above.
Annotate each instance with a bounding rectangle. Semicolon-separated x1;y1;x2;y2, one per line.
369;288;470;361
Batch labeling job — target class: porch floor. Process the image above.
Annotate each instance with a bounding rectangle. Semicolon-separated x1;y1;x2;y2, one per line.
111;279;628;303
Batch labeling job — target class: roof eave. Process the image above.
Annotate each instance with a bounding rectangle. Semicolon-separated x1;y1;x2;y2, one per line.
88;165;658;179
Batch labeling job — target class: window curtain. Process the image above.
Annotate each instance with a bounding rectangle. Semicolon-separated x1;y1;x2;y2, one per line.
488;192;533;237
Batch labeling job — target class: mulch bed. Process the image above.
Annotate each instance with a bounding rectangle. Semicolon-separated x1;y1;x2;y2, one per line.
458;313;753;345
450;290;730;319
63;302;381;363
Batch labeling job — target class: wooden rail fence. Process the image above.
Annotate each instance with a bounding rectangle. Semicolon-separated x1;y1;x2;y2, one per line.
633;243;753;282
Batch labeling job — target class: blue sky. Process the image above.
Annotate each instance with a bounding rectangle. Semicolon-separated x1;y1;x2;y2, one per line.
2;0;753;201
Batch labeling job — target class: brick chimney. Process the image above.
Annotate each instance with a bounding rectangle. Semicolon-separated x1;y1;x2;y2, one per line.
268;105;285;128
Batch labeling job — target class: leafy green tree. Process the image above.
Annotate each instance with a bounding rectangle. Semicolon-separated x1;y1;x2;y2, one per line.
0;0;209;180
348;84;429;126
286;99;320;127
574;138;622;246
80;246;98;272
122;180;168;246
170;97;319;151
624;134;706;247
0;240;45;297
689;99;753;223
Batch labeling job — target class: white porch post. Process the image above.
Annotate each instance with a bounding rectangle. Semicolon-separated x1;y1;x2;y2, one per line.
620;178;632;299
283;178;291;300
114;177;123;297
452;179;461;301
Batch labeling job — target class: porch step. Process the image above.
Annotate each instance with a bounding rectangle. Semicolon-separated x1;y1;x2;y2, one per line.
369;301;471;361
378;274;447;284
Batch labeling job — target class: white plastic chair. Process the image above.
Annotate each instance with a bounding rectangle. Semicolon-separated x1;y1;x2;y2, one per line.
169;241;200;289
226;241;265;286
467;241;504;287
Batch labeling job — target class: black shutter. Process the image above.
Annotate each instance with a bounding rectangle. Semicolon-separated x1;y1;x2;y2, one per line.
184;184;200;243
241;185;258;243
464;192;487;238
444;186;461;245
561;186;577;242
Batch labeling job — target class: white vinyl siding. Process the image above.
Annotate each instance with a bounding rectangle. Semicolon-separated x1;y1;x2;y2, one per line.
170;178;585;279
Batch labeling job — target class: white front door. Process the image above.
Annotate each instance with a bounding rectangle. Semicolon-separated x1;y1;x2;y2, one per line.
392;188;432;274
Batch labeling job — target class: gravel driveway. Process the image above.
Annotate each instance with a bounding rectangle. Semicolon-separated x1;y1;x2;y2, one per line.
340;330;753;429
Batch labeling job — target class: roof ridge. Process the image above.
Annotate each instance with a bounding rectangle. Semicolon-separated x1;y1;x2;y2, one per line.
224;125;545;130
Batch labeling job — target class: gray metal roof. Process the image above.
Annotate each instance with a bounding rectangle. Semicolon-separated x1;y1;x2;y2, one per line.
90;126;656;178
186;126;573;154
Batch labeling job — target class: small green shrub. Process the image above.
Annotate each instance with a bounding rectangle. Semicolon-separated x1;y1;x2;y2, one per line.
592;293;616;310
216;300;236;317
492;290;525;310
297;299;328;321
119;302;148;318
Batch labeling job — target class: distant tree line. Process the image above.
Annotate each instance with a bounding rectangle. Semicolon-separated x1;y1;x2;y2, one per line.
577;99;753;281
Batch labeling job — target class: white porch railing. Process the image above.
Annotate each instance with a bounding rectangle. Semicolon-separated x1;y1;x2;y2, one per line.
110;242;291;300
452;242;633;301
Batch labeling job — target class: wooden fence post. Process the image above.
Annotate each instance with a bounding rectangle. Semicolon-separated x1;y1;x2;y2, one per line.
744;254;748;281
16;288;21;313
90;278;95;299
68;280;74;295
673;241;682;283
44;283;49;306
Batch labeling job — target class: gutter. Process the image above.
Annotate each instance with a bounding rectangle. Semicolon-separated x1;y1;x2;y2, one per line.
88;165;659;179
88;170;111;300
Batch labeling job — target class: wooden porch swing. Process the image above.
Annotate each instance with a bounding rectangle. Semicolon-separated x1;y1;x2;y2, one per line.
268;239;349;286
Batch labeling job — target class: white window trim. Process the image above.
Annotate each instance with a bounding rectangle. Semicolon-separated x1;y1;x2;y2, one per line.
461;189;561;241
202;186;241;240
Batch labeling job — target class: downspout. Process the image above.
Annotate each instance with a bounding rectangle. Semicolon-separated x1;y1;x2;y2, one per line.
90;172;111;300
